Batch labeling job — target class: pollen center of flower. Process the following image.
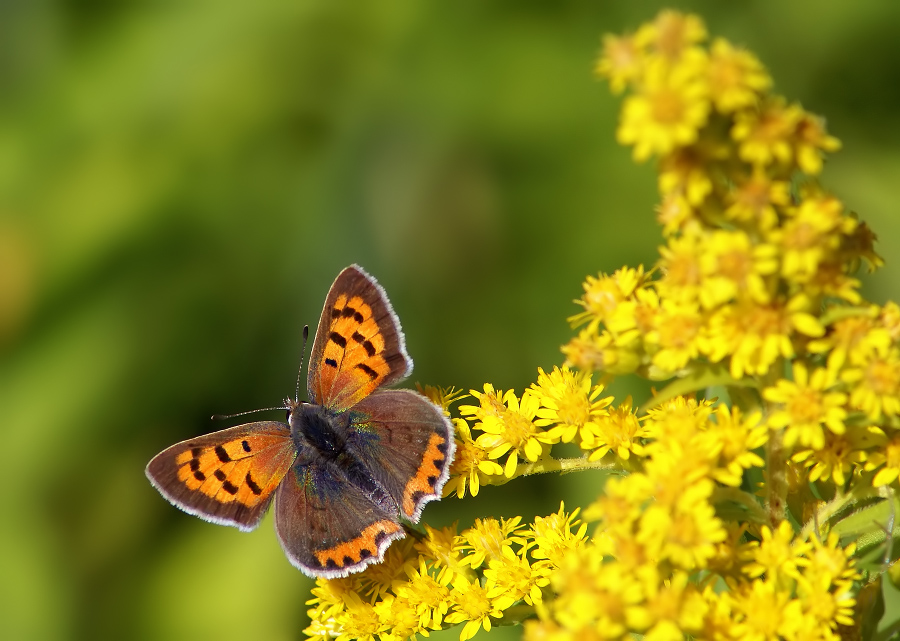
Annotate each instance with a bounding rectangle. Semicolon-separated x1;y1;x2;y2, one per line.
652;88;686;124
787;389;823;423
866;359;899;395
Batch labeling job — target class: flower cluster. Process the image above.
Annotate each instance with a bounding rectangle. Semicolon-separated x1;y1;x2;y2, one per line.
304;10;899;640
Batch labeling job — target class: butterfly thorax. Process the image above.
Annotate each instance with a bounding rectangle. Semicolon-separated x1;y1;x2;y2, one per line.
288;402;351;461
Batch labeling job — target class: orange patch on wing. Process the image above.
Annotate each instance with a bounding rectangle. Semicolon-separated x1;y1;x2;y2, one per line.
401;433;447;518
319;293;393;408
173;437;290;507
313;520;403;568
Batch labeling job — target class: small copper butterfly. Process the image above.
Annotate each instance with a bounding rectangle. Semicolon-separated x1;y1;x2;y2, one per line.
146;265;456;578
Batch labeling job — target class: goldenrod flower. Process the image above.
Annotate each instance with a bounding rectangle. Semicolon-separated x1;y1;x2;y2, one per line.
471;389;551;476
635;10;707;62
532;366;612;444
456;516;526;569
793;111;841;175
484;547;551;608
523;503;588;567
864;429;900;486
723;166;791;231
645;299;704;374
732;97;802;167
698;229;778;308
595;33;643;94
617;56;710;162
764;362;848;450
706;38;771;113
580;395;648;461
842;344;900;420
701;405;767;487
446;578;503;641
446;418;503;498
706;296;823;379
741;521;809;582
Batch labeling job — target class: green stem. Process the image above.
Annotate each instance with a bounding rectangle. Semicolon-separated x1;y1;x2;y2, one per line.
515;456;619;477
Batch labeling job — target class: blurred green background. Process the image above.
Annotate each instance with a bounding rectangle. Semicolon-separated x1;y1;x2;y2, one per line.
3;1;900;639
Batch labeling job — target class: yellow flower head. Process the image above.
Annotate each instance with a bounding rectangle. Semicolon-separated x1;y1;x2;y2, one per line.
764;362;848;450
618;56;710;162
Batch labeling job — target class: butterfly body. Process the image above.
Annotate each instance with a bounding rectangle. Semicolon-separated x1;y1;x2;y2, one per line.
146;265;455;578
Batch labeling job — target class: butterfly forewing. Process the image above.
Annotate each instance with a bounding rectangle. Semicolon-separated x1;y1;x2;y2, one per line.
308;265;412;411
146;422;296;531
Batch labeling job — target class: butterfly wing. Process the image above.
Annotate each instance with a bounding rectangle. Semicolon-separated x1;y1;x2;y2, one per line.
308;264;412;411
146;422;297;531
345;389;456;522
274;454;405;578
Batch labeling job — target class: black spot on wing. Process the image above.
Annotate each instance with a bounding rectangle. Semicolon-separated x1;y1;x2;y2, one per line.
325;358;338;368
329;332;347;348
241;440;252;453
246;472;263;496
215;445;232;463
214;469;227;481
193;470;206;482
357;363;379;380
222;480;239;495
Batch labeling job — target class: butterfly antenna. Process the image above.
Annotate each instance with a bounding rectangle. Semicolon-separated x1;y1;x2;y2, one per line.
211;406;289;421
295;325;310;403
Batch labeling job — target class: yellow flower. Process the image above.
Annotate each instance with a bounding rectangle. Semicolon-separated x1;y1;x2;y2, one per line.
394;559;451;631
741;521;810;582
700;405;767;487
473;389;551;476
842;344;900;420
456;516;526;569
549;545;647;635
798;531;859;588
772;194;856;284
418;384;467;414
731;97;802;167
727;579;804;640
656;231;704;303
638;479;727;570
706;38;771;113
658;145;716;207
523;503;588;567
764;362;848;450
645;299;704;374
532;366;612;444
864;429;900;487
595;33;643;94
635;10;707;62
807;310;890;373
334;591;381;641
484;547;551;609
706;295;824;379
446;578;503;641
446;418;503;498
413;523;467;585
640;570;708;640
793;111;841;175
571;266;647;328
723;166;791;231
561;325;643;376
698;230;778;308
617;56;710;161
791;428;881;487
580;395;648;461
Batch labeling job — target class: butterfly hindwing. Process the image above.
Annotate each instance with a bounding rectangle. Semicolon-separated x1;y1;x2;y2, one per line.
346;389;456;522
274;455;405;578
308;265;412;411
145;422;297;531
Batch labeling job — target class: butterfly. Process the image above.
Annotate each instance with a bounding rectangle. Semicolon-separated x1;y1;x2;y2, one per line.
146;265;456;578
